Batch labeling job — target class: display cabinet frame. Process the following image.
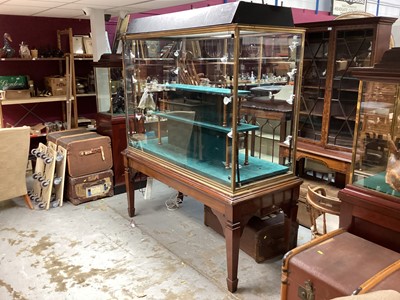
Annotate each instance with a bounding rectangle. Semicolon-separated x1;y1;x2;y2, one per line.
122;2;305;293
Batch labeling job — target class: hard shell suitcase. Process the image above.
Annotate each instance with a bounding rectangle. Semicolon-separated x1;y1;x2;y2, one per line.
66;169;114;205
204;205;289;262
47;128;90;144
55;132;113;177
281;229;400;300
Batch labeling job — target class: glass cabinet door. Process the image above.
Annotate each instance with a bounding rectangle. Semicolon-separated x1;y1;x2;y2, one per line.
298;30;330;142
95;65;124;116
353;80;400;196
328;28;374;147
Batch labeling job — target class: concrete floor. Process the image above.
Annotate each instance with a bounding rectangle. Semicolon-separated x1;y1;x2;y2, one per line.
0;179;311;300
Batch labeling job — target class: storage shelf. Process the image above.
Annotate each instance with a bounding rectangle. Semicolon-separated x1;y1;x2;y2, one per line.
76;93;96;98
0;57;65;62
166;83;251;96
153;111;259;133
0;95;73;105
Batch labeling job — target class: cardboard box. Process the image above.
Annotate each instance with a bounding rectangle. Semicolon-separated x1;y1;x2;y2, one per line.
44;76;67;96
0;89;31;100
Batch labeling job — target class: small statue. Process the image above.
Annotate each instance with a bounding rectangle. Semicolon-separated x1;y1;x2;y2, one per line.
386;135;400;191
19;41;31;59
112;87;125;114
0;33;15;58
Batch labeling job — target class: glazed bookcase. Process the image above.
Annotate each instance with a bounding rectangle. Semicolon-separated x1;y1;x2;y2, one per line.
289;17;396;187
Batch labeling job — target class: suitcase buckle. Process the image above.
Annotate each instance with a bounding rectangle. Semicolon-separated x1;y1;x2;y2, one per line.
298;280;314;300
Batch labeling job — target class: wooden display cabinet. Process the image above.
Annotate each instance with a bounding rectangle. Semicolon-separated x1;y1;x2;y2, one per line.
338;47;400;253
94;54;147;193
122;2;305;293
280;17;396;187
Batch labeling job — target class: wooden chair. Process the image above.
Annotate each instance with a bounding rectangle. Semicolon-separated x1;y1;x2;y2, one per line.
306;185;341;239
0;126;33;209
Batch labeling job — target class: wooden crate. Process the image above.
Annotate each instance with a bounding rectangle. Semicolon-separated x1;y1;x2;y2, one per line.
0;89;31;100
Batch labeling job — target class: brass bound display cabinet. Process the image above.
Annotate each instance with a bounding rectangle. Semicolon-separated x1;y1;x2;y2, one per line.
339;47;400;253
122;2;305;292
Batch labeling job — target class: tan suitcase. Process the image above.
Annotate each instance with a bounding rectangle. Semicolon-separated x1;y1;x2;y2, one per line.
54;132;112;177
46;128;89;144
66;169;114;205
281;229;400;300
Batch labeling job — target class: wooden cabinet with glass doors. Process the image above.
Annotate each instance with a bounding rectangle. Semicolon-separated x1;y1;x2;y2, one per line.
121;2;305;293
338;47;400;252
280;17;396;187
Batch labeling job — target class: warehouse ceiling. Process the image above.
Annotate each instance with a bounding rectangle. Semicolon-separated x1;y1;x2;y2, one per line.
0;0;201;19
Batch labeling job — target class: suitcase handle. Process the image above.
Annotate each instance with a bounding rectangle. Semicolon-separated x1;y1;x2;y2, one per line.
79;146;105;161
83;179;106;189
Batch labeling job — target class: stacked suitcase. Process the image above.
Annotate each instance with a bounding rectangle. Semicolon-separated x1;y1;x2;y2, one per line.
47;128;114;205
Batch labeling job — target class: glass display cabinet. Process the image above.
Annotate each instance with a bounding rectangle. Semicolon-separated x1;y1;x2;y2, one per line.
94;54;146;192
122;2;305;293
338;47;400;253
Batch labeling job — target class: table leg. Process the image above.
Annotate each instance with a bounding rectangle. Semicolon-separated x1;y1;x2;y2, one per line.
125;165;135;217
224;218;241;293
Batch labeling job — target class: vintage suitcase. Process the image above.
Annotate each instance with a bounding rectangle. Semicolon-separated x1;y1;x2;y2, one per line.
204;205;288;262
281;229;400;300
54;132;113;177
66;169;114;205
47;128;89;144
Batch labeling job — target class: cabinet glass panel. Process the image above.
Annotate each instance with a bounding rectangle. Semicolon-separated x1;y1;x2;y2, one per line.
94;66;124;116
328;28;374;147
298;30;330;141
353;80;400;197
123;27;303;190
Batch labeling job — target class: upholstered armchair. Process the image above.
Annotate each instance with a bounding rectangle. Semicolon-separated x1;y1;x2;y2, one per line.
0;126;33;209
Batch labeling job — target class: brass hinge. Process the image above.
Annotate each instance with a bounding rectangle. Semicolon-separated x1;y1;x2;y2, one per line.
298;280;314;300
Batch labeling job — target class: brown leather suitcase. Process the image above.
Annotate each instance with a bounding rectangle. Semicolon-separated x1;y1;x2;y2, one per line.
66;169;114;205
281;229;400;300
47;128;90;144
204;205;288;262
55;132;113;177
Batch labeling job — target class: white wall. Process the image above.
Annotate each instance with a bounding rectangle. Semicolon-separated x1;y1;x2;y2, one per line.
242;0;399;46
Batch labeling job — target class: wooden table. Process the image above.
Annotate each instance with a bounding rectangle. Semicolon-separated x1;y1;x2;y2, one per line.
123;149;302;293
241;99;292;163
280;141;353;187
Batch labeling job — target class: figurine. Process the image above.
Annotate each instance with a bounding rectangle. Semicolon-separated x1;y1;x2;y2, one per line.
19;41;31;59
112;87;125;114
0;33;15;58
385;135;400;191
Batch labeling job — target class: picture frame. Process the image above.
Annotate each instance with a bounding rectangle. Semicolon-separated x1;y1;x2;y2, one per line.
83;36;93;55
72;36;84;54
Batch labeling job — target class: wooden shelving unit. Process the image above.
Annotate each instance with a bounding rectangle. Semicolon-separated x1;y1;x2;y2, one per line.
0;55;73;129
